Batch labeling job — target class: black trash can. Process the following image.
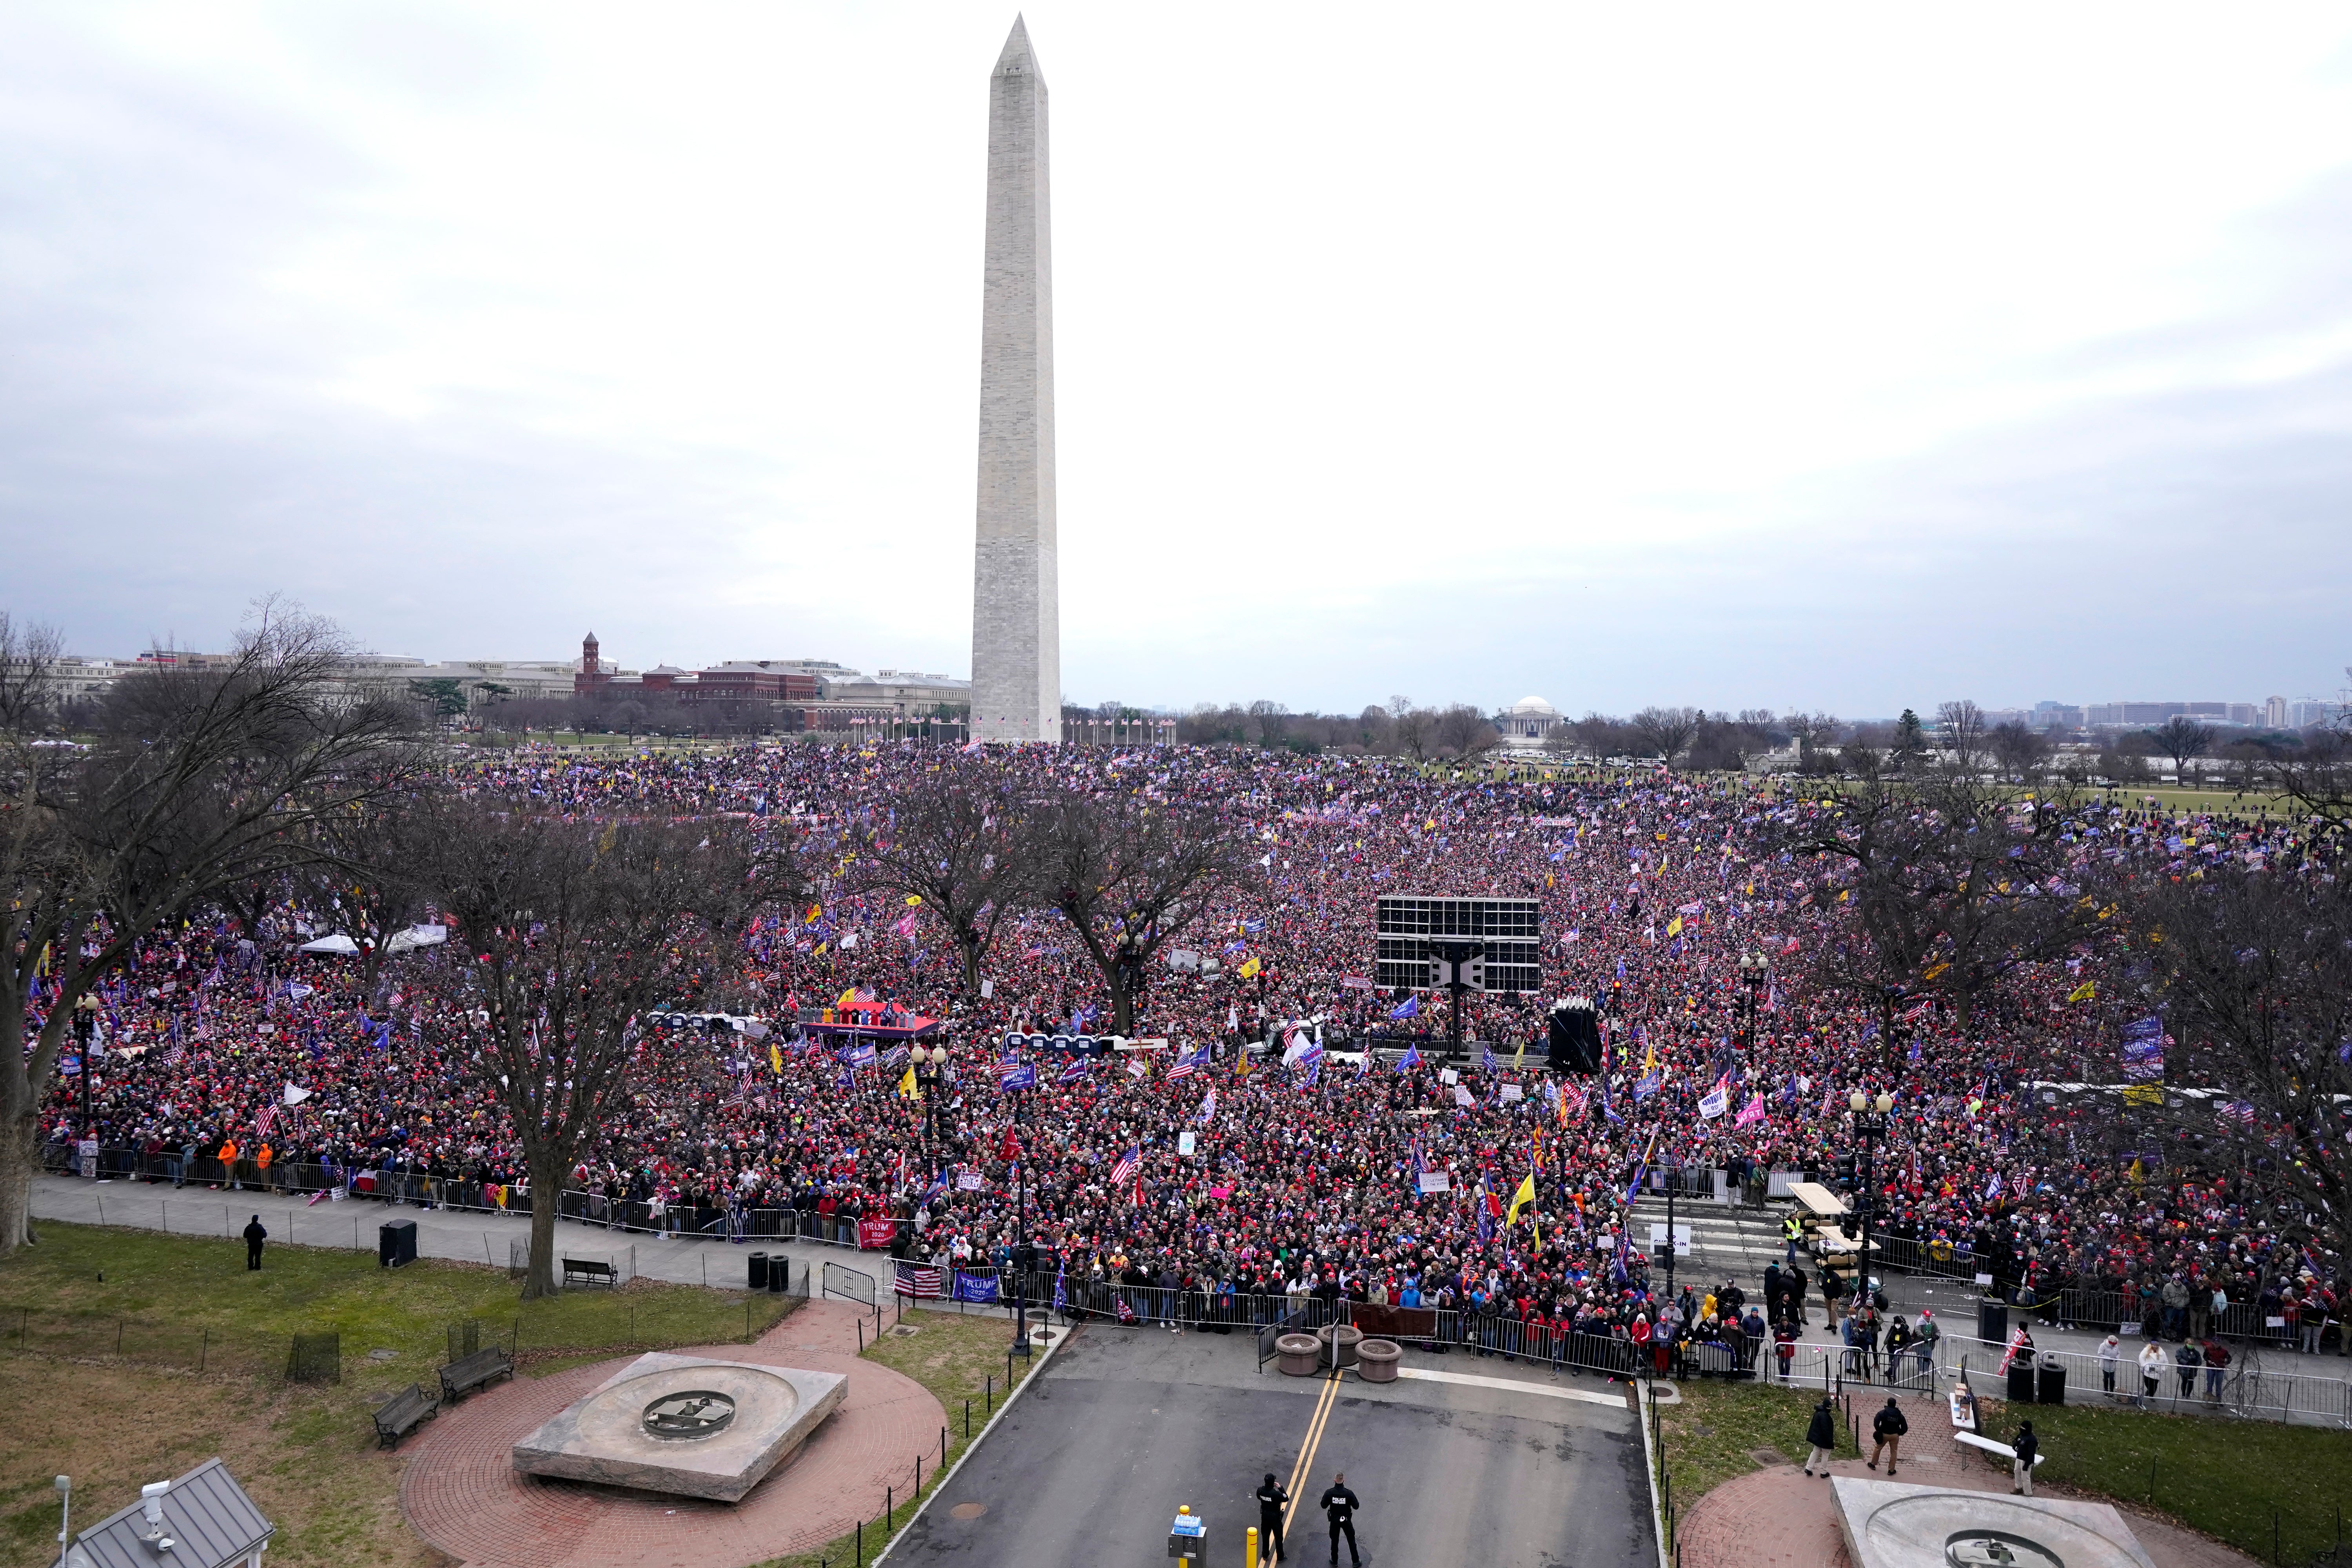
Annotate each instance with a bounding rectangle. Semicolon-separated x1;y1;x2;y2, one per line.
749;1251;769;1291
2038;1363;2067;1406
378;1219;417;1269
769;1256;790;1294
1978;1299;2008;1347
2006;1363;2036;1405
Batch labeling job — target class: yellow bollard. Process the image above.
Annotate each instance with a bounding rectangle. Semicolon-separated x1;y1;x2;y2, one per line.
1247;1525;1259;1568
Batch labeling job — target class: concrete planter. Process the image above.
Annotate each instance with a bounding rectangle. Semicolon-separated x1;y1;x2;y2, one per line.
1356;1339;1401;1383
1317;1323;1363;1369
1276;1334;1321;1376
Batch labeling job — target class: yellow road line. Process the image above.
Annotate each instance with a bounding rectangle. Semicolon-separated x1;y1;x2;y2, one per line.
1282;1370;1341;1537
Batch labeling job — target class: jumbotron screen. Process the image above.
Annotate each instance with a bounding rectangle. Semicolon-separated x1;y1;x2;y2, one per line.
1374;895;1542;993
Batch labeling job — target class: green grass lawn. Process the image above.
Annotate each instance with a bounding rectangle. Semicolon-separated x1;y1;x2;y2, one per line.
0;1222;798;1568
1657;1379;2352;1564
754;1306;1049;1568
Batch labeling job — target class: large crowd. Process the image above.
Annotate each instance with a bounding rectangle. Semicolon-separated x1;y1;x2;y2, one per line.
32;742;2350;1360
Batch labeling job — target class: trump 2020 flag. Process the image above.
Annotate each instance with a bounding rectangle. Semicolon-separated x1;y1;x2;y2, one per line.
1388;995;1420;1020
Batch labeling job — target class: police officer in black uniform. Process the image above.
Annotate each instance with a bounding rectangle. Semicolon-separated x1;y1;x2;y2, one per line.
1255;1472;1289;1561
1318;1472;1361;1567
242;1214;267;1270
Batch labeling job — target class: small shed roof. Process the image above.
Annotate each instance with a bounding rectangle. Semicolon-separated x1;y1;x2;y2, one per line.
62;1458;273;1568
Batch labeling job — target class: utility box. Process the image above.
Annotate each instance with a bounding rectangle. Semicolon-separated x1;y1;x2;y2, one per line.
378;1220;417;1269
1168;1512;1205;1561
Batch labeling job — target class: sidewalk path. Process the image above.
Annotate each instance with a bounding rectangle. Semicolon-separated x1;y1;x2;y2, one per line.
33;1172;893;1301
1674;1394;2258;1568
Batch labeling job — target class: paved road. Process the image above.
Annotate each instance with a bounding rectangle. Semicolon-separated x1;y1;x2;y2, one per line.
891;1326;1655;1568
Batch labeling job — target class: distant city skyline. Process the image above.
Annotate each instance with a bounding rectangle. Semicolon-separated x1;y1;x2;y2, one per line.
41;627;2349;731
4;5;2348;715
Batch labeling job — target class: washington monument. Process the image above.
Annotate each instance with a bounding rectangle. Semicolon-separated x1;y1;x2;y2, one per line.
968;15;1061;744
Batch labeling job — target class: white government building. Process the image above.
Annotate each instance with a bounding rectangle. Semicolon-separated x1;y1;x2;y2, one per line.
1501;696;1563;751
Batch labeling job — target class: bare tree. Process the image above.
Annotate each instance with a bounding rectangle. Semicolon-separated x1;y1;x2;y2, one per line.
1023;789;1249;1035
1936;700;1988;774
2150;714;2215;781
1770;772;2106;1037
1988;720;2053;782
1629;706;1702;765
1392;704;1437;761
851;762;1033;995
1431;704;1498;759
300;795;454;997
0;601;410;1254
2069;867;2352;1273
410;809;792;1297
1571;712;1627;762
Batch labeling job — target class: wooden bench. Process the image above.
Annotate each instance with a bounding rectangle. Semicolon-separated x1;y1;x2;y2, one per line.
563;1256;618;1288
372;1383;439;1449
439;1345;515;1402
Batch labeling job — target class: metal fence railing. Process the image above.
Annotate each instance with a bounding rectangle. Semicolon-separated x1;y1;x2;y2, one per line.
1930;1333;2352;1429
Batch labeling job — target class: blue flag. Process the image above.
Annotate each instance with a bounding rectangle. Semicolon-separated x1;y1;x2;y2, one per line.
1388;995;1420;1020
953;1272;1000;1304
1397;1044;1421;1072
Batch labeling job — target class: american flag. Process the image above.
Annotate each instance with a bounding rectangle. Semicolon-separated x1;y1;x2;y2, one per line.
1109;1146;1141;1184
254;1105;278;1140
1166;1045;1203;1081
161;1044;186;1067
893;1263;945;1298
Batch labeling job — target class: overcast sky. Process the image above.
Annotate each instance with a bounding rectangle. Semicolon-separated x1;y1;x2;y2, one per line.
5;4;2349;719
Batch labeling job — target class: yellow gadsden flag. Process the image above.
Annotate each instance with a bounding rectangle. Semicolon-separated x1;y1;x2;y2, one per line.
2066;980;2098;1003
1237;956;1261;979
1506;1170;1537;1224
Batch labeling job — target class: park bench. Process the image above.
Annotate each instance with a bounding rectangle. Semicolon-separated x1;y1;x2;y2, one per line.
372;1383;439;1449
563;1256;618;1289
439;1344;515;1402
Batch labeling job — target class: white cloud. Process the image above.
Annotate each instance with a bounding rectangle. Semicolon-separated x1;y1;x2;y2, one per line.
3;2;2348;714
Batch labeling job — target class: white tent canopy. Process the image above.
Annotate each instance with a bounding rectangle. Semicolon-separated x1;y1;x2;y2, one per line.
384;923;448;955
297;933;359;955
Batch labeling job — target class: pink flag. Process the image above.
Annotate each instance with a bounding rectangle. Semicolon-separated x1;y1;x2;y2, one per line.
1735;1093;1766;1127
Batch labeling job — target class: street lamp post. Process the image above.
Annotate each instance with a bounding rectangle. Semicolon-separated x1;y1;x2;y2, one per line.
1010;1085;1033;1357
1735;953;1767;1057
1847;1087;1895;1367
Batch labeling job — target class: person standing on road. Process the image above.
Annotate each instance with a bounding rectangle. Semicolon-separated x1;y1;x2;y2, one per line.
2011;1421;2038;1496
1255;1473;1289;1563
1867;1397;1907;1476
1803;1396;1837;1477
242;1214;267;1270
1318;1472;1361;1568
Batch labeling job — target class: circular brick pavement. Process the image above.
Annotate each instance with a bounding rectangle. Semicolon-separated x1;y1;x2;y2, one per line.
400;1300;948;1568
1675;1398;2259;1568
